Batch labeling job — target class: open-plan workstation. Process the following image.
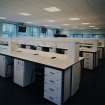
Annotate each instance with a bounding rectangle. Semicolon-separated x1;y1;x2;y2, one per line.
0;37;84;105
0;0;105;105
0;37;105;104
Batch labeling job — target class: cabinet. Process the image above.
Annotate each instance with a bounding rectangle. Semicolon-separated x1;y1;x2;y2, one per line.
44;62;81;105
49;48;56;53
14;59;35;87
83;52;93;70
82;52;98;70
44;67;62;105
26;45;31;49
37;46;42;51
0;55;13;77
98;47;104;59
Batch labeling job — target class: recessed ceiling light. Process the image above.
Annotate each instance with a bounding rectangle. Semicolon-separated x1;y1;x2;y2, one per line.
44;7;61;12
80;28;85;30
63;24;70;26
71;26;79;29
81;23;90;25
69;18;80;21
44;25;49;26
19;12;32;16
26;22;32;24
0;17;7;19
93;28;100;29
89;26;95;27
48;20;55;22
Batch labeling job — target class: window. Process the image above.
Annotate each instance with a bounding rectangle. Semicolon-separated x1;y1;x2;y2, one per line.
27;26;33;36
83;34;92;38
2;23;16;37
3;23;15;33
33;27;39;37
47;29;54;37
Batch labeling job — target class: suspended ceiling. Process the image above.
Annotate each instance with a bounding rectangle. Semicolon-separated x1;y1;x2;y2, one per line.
0;0;105;29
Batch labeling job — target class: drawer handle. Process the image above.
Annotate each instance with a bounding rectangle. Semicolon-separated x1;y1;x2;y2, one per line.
49;72;55;75
49;88;54;92
49;96;54;100
49;80;55;83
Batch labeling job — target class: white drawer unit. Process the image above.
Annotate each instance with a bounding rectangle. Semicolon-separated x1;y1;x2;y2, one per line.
14;59;35;87
26;45;31;49
83;52;94;70
98;47;103;59
44;67;62;105
44;65;81;105
49;48;56;53
0;55;13;77
36;46;42;51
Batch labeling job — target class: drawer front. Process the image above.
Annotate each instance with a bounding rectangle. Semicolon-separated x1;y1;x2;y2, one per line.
44;92;61;105
44;78;61;89
45;73;61;81
44;84;61;97
14;59;18;65
45;67;62;80
19;60;24;66
45;73;58;80
44;78;61;88
14;59;24;70
45;67;61;75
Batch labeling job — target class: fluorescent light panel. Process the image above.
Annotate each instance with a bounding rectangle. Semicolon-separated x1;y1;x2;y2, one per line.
44;7;61;12
26;22;32;24
93;28;100;29
89;26;95;27
81;23;90;25
63;24;70;26
44;25;49;26
19;12;32;16
69;18;80;20
0;17;7;19
48;20;55;22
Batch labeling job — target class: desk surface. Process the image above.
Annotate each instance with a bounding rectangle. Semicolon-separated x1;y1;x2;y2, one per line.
98;46;105;48
80;47;97;53
0;47;84;70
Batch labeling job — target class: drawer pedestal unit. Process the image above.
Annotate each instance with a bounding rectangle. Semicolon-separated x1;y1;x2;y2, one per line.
81;51;98;70
14;59;35;87
44;62;81;105
0;55;13;78
37;46;42;51
26;45;31;49
49;48;56;53
98;47;105;59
